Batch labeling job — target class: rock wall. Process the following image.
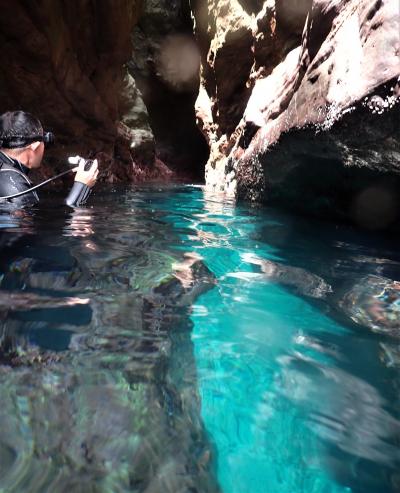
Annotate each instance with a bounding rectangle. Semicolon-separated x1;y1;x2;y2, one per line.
1;0;399;222
0;0;199;183
192;0;400;229
129;0;209;181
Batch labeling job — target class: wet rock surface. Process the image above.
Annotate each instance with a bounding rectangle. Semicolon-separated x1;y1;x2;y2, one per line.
192;0;400;229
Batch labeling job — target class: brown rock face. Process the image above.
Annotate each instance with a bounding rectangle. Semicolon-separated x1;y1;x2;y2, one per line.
0;0;165;182
193;0;400;229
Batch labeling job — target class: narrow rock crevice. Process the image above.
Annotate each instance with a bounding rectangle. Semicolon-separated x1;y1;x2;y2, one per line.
129;1;209;182
192;0;400;230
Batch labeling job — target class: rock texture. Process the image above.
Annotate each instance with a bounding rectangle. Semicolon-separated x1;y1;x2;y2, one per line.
129;0;209;181
192;0;400;229
0;0;180;183
338;274;400;337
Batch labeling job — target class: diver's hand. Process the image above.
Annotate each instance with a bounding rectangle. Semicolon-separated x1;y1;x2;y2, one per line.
73;158;99;188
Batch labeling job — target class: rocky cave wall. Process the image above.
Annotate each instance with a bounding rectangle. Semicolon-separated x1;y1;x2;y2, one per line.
0;0;207;184
0;0;140;181
128;0;209;181
1;0;399;228
192;0;400;229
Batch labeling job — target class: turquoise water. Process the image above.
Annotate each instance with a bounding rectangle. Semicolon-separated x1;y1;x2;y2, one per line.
0;185;399;492
146;186;400;493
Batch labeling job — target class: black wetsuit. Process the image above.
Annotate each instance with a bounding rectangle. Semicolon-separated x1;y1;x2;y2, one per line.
0;151;91;207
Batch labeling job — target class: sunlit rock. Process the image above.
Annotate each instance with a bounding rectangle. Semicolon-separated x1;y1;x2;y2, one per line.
192;0;400;228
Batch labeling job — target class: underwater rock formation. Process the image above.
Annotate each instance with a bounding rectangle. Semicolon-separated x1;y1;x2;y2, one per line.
0;206;219;492
239;251;332;298
192;0;400;229
241;252;400;339
338;274;400;337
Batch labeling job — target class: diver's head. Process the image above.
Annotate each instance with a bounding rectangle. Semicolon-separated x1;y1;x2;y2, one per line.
0;111;54;169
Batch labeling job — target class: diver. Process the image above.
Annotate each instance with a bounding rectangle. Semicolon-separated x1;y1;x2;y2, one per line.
0;110;98;207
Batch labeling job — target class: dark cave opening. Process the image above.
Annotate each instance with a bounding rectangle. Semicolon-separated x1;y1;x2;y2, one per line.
129;1;209;183
138;74;209;182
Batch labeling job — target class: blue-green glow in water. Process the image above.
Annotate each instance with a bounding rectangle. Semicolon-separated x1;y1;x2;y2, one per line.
0;185;399;493
147;186;400;493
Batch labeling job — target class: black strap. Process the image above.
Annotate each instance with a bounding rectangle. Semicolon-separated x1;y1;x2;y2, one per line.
0;132;53;149
0;168;73;200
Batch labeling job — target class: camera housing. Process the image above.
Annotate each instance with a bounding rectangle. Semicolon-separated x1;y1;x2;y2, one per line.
67;156;94;171
84;159;94;171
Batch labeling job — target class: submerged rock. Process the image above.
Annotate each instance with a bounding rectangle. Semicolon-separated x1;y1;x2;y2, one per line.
338;275;400;337
241;253;400;339
380;342;400;368
240;252;332;299
0;213;219;491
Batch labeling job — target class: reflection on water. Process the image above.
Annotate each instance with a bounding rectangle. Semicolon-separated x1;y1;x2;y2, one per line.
145;187;400;493
0;185;399;493
0;191;219;492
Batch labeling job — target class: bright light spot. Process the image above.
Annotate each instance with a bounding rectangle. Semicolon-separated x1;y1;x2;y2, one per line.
156;34;200;91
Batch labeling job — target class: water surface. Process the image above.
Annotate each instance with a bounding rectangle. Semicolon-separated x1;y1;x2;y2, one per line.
0;185;399;493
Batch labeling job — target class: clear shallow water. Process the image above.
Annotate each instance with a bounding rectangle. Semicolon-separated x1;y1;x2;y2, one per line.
0;185;399;493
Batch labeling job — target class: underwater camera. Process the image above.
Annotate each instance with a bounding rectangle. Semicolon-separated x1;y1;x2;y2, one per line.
0;155;96;200
67;156;95;171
